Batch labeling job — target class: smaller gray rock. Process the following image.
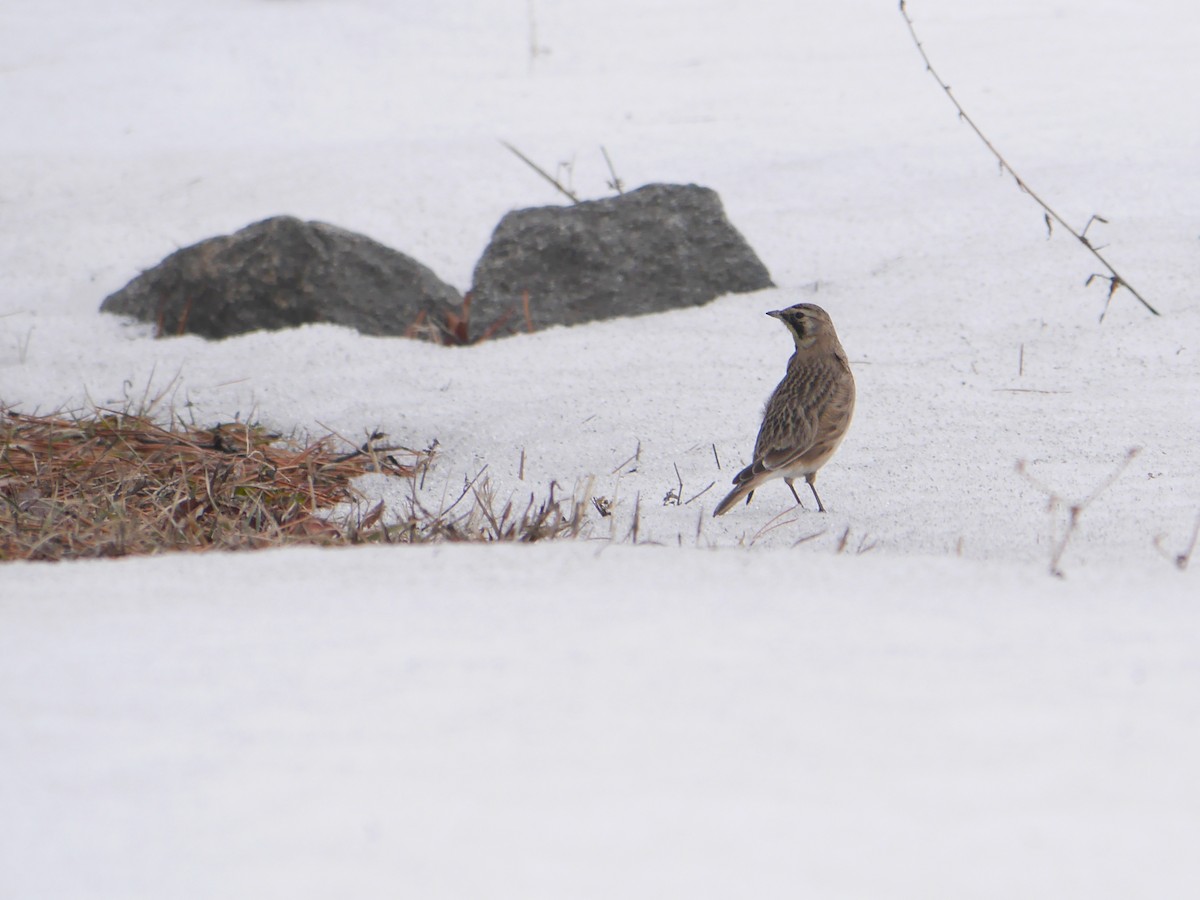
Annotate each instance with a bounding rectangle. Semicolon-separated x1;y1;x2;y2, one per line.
100;216;462;339
468;183;773;339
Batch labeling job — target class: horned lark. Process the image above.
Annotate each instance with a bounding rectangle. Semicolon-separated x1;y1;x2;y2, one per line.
713;303;855;517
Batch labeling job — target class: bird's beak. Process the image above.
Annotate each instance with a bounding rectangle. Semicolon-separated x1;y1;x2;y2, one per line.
766;309;782;319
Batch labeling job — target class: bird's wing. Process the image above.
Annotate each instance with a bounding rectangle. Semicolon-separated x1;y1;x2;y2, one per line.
754;404;819;472
730;406;818;487
759;439;814;473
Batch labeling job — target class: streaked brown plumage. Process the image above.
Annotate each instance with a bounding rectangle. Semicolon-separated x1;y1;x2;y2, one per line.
713;303;855;517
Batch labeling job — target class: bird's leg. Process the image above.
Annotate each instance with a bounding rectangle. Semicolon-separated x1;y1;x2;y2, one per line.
785;478;806;508
806;474;826;513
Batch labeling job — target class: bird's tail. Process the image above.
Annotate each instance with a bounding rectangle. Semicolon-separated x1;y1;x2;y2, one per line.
712;482;754;517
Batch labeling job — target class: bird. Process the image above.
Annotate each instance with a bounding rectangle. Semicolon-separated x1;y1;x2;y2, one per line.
713;303;855;517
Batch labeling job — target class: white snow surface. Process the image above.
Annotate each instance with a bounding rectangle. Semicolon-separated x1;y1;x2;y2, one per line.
3;0;1200;896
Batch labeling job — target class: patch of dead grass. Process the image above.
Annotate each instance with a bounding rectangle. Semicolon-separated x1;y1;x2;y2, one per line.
0;408;424;561
1;407;593;563
371;472;590;544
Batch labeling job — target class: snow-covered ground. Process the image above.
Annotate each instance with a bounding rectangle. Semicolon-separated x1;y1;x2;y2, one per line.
3;0;1200;896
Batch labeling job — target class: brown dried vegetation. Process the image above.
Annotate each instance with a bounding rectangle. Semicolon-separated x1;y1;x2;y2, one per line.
1;407;592;563
0;409;422;562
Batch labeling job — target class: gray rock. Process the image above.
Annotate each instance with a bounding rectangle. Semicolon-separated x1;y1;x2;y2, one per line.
100;216;462;339
468;183;773;339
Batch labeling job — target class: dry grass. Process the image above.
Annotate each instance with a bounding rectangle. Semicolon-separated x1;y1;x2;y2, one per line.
404;291;535;346
362;472;591;545
0;408;425;562
1;406;593;563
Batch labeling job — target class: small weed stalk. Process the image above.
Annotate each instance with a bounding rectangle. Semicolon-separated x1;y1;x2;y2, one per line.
1154;510;1200;571
1017;447;1140;577
663;462;685;506
600;145;625;195
501;140;579;203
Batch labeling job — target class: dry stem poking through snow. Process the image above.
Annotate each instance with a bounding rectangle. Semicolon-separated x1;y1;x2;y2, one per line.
898;0;1158;319
1016;448;1140;577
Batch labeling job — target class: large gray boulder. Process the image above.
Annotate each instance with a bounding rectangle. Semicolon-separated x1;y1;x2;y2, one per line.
100;216;462;339
467;183;773;339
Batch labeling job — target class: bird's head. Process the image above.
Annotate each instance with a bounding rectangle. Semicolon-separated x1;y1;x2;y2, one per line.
766;303;836;351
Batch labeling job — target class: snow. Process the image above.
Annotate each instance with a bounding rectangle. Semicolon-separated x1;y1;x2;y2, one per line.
5;546;1200;898
3;0;1200;896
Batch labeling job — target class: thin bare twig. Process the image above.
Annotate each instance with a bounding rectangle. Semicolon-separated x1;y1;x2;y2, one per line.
500;140;579;203
610;440;642;475
526;0;548;68
1154;510;1200;571
748;507;799;546
684;481;716;505
600;145;624;195
899;1;1158;319
1016;447;1140;577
